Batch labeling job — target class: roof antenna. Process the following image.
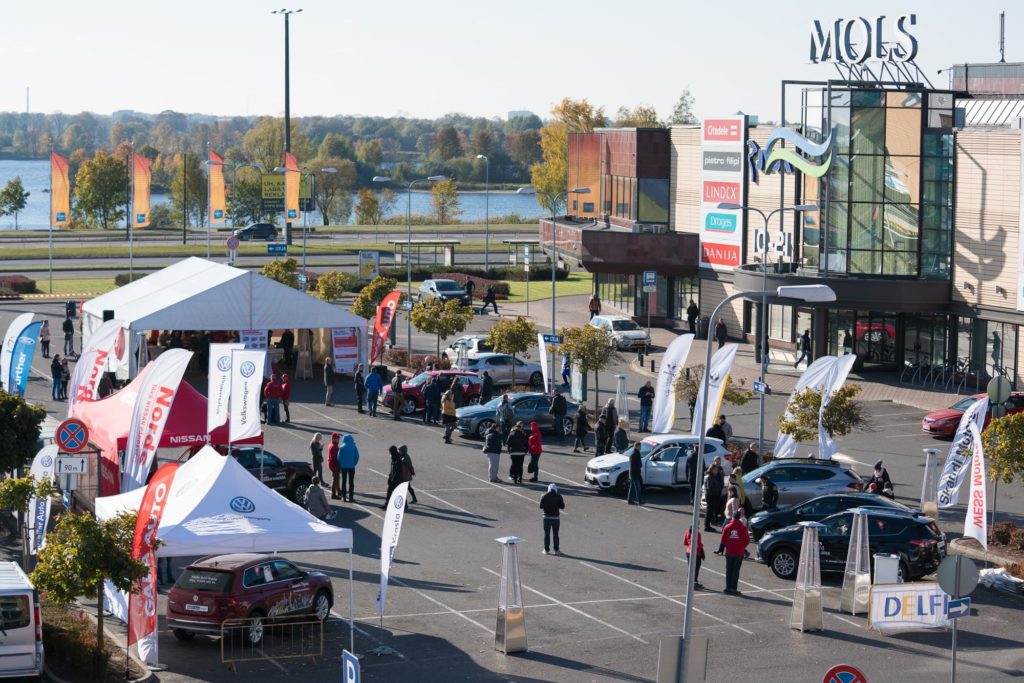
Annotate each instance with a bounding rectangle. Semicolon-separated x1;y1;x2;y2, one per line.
1000;11;1006;63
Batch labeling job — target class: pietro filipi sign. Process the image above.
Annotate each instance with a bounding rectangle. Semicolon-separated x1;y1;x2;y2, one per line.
810;15;918;64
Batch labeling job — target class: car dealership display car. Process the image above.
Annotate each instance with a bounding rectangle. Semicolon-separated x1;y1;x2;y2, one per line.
381;370;482;414
585;434;731;496
738;458;864;509
456;392;578;438
442;334;494;364
167;554;333;644
217;447;314;504
746;492;913;541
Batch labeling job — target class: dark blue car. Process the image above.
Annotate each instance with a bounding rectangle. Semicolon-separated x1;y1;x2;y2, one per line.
747;492;911;541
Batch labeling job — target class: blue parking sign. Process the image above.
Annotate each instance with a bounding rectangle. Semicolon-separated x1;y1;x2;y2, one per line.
342;650;360;683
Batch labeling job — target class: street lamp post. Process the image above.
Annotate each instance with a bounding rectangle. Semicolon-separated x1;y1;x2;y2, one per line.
476;154;489;271
717;202;816;454
273;8;302;246
680;284;835;680
374;175;445;358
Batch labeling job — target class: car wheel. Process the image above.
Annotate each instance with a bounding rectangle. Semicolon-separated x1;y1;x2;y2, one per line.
897;559;911;583
529;371;543;387
769;548;799;580
562;417;574;436
313;590;331;622
290;478;311;504
614;473;630;496
402;397;417;415
172;628;195;642
467;395;480;405
867;329;887;343
245;610;265;646
476;419;494;438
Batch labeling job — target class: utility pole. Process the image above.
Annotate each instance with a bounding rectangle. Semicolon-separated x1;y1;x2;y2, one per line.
182;151;188;245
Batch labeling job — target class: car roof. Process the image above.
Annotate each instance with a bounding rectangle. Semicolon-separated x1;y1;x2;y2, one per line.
190;553;271;570
765;458;844;467
473;352;514;360
823;507;926;521
640;434;725;447
431;279;460;285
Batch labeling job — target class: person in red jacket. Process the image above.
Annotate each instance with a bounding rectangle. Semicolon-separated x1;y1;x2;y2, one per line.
721;511;750;595
280;373;292;423
527;421;543;483
683;528;705;590
326;432;342;499
263;374;284;425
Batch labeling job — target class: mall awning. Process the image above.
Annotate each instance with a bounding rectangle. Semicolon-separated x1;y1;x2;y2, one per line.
539;218;700;276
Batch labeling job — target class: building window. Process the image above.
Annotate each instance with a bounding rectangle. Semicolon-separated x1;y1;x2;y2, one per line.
583;202;595;213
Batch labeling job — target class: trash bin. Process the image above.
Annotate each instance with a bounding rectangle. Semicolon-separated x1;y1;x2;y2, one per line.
65;300;77;318
697;315;710;339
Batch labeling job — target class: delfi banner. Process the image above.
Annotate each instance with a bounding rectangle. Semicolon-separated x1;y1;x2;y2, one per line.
133;154;151;228
868;582;951;633
537;333;550;392
122;349;192;492
331;328;359;374
938;395;989;508
0;312;33;392
650;333;694;434
207;343;244;434
699;115;746;271
9;321;42;397
371;291;402;362
284;151;301;221
818;353;857;459
208;151;226;224
691;343;738;437
229;349;266;443
963;422;988;549
128;462;179;665
50;152;70;227
376;481;410;616
774;355;839;459
28;444;58;554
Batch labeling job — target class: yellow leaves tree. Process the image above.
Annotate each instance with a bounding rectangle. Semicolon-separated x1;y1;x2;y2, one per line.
530;98;607;212
981;413;1024;484
431;179;462;224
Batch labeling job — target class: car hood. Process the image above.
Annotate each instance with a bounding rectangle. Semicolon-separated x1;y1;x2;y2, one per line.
924;409;962;423
613;329;648;339
587;453;629;469
456;404;493;419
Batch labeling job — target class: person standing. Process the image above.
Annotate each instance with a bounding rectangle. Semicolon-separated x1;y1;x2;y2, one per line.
703;461;725;531
686;300;699;336
39;321;50;358
279;329;295;367
50;354;63;401
548;389;567;441
339;434;360;502
441;390;457;443
715;319;727;350
365;368;383;417
572;406;590;453
588;294;602;320
594;415;608;457
390;371;404;420
398;445;418;504
263;374;283;425
323;357;336;407
722;511;750;595
560;354;571;388
304;478;331;520
309;433;324;483
527;421;543;483
479;371;494;404
496;394;514;443
717;415;733;443
327;432;342;500
451;376;464;408
483;423;504;483
354;364;366;414
600;399;618;452
280;373;292;423
741;443;759;474
685;445;700;505
612;418;630;453
506;421;528;484
794;329;811;368
62;313;74;356
464;276;476;304
637;381;655;432
706;419;726;443
539;484;565;555
626;442;644;505
683;528;705;590
59;358;71;400
423;377;442;425
383;446;402;508
482;285;499;315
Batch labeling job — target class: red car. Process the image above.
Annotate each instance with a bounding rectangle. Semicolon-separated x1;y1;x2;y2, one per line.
855;321;896;343
921;392;1024;437
167;554;333;644
382;370;482;415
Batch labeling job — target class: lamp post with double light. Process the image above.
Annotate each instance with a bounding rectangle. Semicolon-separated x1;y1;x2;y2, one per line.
476;154;490;271
272;7;302;245
275;165;337;290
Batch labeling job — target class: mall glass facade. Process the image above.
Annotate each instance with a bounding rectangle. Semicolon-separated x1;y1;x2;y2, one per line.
595;273;698;319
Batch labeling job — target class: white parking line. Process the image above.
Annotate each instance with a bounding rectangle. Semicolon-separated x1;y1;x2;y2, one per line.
333;610;408;660
480;566;647;644
390;575;492;633
367;467;483;519
253;648;288;673
445;465;566;513
578;561;754;635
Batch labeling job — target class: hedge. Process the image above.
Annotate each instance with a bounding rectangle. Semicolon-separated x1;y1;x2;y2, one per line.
0;274;36;293
114;273;148;287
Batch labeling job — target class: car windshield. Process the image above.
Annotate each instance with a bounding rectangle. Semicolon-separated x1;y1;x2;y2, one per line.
610;320;639;331
406;373;430;386
435;281;463;292
949;397;978;411
177;569;234;592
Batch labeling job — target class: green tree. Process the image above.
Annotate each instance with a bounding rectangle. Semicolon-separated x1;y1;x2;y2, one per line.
470;122;494;157
354;188;382;225
667;89;698;125
261;257;300;288
560;325;619;412
530;98;606;212
981;413;1024;484
615;104;661;127
357;138;384;167
31;511;147;675
487;316;537;386
0;177;30;229
431;179;462;224
309;158;356;225
74;151;128;229
318;132;356;161
315;270;360;302
0;475;54;568
242;117;314;171
674;364;753;418
229;170;265;225
506;130;542;170
411;298;475;356
776;385;867;444
351;275;399;319
170;152;207;228
0;390;46;472
380;188;399;220
433;126;463;161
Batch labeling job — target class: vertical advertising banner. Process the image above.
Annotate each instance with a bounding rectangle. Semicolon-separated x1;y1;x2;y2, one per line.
0;312;33;392
691;343;739;437
332;328;359;373
818;354;857;459
963;422;988;548
700;116;746;271
209;151;226;224
376;482;410;616
359;250;381;280
8;321;42;397
50;152;70;227
371;291;402;362
229;349;266;443
284;151;301;221
28;444;58;554
938;396;989;508
133;154;151;228
207;343;244;434
650;334;694;434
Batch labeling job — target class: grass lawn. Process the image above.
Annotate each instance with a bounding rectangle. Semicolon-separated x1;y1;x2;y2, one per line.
34;277;118;295
2;241;508;260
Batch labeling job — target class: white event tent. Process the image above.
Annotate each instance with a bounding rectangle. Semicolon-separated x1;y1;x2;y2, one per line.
95;447;355;649
82;257;368;376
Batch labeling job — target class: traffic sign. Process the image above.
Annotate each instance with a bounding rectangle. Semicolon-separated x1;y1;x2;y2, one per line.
267;243;288;255
56;418;89;453
642;285;655;293
753;380;771;395
55;457;87;474
542;334;563;344
643;270;657;285
822;664;868;683
988;376;1011;405
226;236;240;251
297;274;308;284
401;300;413;311
937;555;979;598
946;597;971;619
342;650;360;683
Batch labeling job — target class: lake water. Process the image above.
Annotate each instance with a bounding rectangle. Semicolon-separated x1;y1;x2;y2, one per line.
0;159;544;230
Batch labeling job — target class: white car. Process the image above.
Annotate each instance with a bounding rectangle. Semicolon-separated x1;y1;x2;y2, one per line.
442;334;494;364
584;434;732;496
590;315;651;351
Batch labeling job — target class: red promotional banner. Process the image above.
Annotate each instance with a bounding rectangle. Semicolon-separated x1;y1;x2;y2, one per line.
128;462;178;647
371;291;402;362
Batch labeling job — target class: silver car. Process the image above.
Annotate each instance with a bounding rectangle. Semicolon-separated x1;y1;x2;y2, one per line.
466;353;544;387
741;459;863;509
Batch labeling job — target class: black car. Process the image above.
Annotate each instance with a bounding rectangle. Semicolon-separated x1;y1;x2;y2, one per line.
747;493;913;541
756;507;946;582
234;223;278;241
228;447;313;503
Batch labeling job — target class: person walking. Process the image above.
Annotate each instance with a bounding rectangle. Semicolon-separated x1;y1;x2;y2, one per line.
626;442;644;505
548;389;567;441
263;374;284;425
721;511;750;595
304;478;331;520
310;433;324;483
683;528;705;590
637;381;655;432
704;460;725;530
527;421;543;482
496;394;514;444
323;356;336;406
715;319;727;350
50;354;63;401
600;399;618;452
365;368;383;417
588;294;602;320
354;364;366;414
339;434;360;502
480;371;494;404
383;446;402;508
39;321;50;358
560;354;571;387
594;415;608;457
572;406;590;453
539;483;565;555
423;377;442;424
794;329;811;368
483;423;504;483
685;444;700;504
441;390;458;443
62;313;74;356
280;373;292;423
506;421;528;484
482;285;499;315
686;300;699;336
464;276;476;303
612;417;630;453
390;371;404;420
741;443;759;474
59;358;70;400
398;445;418;504
327;432;342;500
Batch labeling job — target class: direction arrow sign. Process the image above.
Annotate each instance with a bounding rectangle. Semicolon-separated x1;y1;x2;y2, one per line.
55;457;87;474
267;243;288;255
753;380;771;395
542;334;563;344
56;418;89;453
946;597;971;619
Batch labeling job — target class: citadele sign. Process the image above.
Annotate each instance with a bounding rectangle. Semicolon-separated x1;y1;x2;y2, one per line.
700;115;746;271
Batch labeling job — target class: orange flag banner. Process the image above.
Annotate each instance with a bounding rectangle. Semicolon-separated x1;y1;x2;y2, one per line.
284;151;300;222
50;152;70;227
209;151;226;224
133;154;151;228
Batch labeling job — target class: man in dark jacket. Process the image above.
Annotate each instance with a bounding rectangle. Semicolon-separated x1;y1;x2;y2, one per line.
279;329;295;366
484;423;504;483
62;314;74;356
464;277;475;303
506;422;529;484
390;371;404;420
548;390;568;441
539;483;565;555
480;371;494;403
324;357;336;406
685;445;700;505
715;319;727;349
686;300;699;336
704;461;725;530
594;416;608;456
706;421;726;443
451;377;464;408
423;377;441;424
627;443;644;505
740;443;759;474
482;285;499;315
637;381;655;432
354;364;366;413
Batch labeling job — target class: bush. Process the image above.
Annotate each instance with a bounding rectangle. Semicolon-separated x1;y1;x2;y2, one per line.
1010;526;1024;551
114;272;147;287
381;347;430;372
0;286;17;298
41;602;109;678
0;274;36;293
990;521;1016;546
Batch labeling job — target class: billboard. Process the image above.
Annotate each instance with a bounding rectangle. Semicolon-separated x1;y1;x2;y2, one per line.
261;174;313;212
700;116;746;270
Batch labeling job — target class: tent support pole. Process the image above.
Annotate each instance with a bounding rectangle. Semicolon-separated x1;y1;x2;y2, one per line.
348;547;354;655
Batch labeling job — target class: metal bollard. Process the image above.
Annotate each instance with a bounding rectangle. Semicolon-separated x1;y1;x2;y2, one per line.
650;359;655;373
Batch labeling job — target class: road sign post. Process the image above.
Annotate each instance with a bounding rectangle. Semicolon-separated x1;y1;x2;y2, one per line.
946;597;971;620
342;650;360;683
56;418;89;453
643;271;656;338
822;664;868;683
937;555;979;683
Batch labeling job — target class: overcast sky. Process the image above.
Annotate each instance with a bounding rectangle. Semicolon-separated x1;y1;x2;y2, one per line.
0;0;1015;122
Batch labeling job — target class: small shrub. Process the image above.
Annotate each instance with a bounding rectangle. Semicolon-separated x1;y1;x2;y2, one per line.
114;272;147;287
0;274;36;293
990;521;1016;546
1009;526;1024;551
1007;562;1024;581
41;602;109;678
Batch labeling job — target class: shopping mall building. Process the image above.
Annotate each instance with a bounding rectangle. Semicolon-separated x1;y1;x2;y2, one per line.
540;18;1024;388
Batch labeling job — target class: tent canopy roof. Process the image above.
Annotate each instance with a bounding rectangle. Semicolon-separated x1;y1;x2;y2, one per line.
95;447;352;556
83;257;367;331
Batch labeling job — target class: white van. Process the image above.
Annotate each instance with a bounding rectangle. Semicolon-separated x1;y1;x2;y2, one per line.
0;562;43;679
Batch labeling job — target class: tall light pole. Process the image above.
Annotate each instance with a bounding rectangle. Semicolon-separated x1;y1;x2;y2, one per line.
273;8;302;246
476;154;490;271
718;202;817;454
374;175;445;357
680;284;835;680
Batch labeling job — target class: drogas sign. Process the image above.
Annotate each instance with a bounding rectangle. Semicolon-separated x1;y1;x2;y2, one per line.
810;14;918;64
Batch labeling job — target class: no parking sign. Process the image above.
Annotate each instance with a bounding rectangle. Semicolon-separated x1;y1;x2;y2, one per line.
823;664;867;683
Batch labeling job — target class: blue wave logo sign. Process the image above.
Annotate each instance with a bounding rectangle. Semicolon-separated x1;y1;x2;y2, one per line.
214;209;224;219
230;496;255;513
239;361;256;378
136;213;146;224
287;209;297;219
705;213;738;233
56;212;66;222
217;356;232;372
747;127;835;183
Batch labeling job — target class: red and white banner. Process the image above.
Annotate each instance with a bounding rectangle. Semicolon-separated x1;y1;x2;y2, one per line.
67;318;128;413
963;422;988;549
229;349;266;443
128;462;178;664
332;328;359;374
370;291;402;362
122;349;192;492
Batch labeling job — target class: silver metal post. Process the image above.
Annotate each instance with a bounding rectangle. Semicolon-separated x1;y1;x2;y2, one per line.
407;181;415;358
951;558;961;683
303;173;312;291
483;156;490;271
